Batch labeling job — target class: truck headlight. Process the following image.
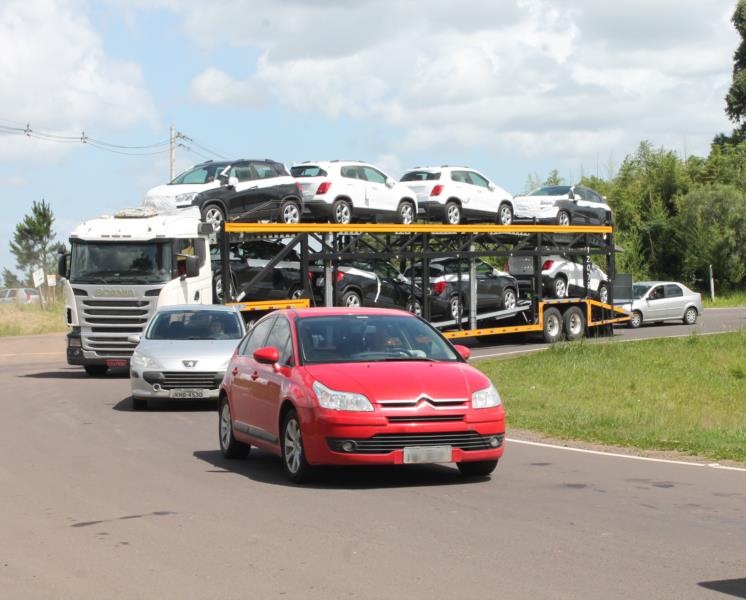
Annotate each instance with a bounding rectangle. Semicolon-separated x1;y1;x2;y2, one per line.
472;383;502;409
131;351;162;369
312;381;373;412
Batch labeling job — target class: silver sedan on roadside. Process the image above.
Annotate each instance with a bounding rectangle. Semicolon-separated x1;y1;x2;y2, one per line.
129;304;246;410
623;281;704;328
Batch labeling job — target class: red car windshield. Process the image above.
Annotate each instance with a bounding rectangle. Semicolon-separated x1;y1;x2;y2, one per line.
296;314;461;365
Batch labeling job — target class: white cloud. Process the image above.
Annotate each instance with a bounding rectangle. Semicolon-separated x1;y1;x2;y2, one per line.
0;0;157;161
174;1;737;168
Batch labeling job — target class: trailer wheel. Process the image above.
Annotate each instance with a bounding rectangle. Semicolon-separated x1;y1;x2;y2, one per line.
563;306;586;341
542;307;563;343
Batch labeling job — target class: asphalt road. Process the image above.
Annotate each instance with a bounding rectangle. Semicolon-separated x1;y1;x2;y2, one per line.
0;309;745;599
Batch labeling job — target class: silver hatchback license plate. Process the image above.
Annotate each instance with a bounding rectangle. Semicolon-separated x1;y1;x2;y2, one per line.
403;445;452;464
169;389;205;399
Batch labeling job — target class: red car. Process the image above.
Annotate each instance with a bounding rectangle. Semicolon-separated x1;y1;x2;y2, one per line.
218;307;505;482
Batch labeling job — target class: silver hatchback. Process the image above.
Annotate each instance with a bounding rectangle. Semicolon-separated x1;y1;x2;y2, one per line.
129;304;246;410
623;281;704;328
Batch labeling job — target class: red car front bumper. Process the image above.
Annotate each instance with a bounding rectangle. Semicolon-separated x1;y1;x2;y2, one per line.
298;405;506;466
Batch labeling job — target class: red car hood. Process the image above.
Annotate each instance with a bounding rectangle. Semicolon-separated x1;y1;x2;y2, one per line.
302;361;490;403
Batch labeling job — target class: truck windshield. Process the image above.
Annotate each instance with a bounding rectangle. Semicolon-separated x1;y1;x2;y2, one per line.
69;242;173;284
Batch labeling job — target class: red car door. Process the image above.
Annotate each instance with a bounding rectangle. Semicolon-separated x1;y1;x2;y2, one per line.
230;316;275;432
249;316;294;443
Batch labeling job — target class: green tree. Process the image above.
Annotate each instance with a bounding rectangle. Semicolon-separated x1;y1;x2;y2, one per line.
719;0;746;143
9;199;57;281
543;169;564;186
2;267;25;288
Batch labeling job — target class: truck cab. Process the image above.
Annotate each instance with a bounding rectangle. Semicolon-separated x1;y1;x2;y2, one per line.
59;207;213;375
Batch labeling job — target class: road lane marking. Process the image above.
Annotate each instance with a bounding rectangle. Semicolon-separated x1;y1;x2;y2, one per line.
0;352;65;357
507;438;746;472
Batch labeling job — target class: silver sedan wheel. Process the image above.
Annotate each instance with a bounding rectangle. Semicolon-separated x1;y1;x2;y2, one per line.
284;418;303;475
282;202;301;224
220;403;232;451
204;206;224;231
684;307;697;324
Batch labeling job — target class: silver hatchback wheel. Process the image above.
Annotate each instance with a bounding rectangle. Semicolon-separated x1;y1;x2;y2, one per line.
284;418;303;475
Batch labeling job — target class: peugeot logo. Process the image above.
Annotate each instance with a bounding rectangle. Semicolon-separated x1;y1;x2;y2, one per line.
182;360;198;368
94;288;136;298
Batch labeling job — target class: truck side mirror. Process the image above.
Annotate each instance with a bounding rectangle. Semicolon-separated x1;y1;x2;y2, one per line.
57;246;68;278
185;255;200;278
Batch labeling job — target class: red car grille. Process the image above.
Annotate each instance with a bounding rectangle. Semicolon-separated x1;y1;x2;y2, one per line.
327;431;503;454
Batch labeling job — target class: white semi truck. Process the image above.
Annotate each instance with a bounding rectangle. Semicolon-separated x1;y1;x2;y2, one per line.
58;207;214;375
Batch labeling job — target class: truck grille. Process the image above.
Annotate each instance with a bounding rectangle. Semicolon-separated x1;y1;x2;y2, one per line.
77;294;158;357
327;431;503;454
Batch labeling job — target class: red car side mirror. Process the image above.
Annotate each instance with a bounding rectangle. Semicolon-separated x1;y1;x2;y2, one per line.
454;344;471;361
253;346;280;365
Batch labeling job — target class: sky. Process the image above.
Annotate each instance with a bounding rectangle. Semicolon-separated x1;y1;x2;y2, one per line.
0;0;740;277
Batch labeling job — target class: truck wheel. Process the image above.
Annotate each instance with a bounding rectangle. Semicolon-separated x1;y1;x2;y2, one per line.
457;460;498;477
332;200;352;224
563;306;586;341
84;365;108;377
542;307;564;343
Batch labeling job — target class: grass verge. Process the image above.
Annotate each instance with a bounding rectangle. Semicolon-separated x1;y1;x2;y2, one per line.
0;303;68;337
477;332;746;463
703;290;746;308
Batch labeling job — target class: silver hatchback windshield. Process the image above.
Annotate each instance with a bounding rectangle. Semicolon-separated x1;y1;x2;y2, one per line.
147;310;243;340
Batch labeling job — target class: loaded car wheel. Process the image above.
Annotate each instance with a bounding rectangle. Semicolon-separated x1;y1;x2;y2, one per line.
288;286;305;300
629;310;642;329
552;275;568;298
397;201;415;225
563;306;586;341
332;199;352;224
542;307;564;343
457;459;499;477
219;396;250;459
683;306;698;325
84;365;108;377
132;396;147;411
213;273;238;303
201;203;226;231
597;282;610;304
501;287;517;310
341;290;362;308
281;409;314;483
406;297;422;317
444;201;461;225
279;199;301;224
556;210;571;226
497;202;513;226
449;294;463;321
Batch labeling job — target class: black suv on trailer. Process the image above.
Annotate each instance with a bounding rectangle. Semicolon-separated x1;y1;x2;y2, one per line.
193;159;304;230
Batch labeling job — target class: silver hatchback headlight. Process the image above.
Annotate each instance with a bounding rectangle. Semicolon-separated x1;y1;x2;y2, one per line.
131;351;162;370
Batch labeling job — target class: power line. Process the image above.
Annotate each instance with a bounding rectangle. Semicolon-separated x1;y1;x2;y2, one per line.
179;133;229;160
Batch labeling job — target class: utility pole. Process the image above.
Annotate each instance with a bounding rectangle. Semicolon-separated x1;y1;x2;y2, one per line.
170;125;176;181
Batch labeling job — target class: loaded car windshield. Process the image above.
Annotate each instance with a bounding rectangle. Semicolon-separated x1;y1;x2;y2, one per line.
170;163;230;185
296;314;460;364
69;241;173;284
146;310;243;340
400;171;441;181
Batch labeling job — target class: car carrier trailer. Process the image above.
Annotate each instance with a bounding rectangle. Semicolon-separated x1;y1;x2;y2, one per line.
214;220;630;343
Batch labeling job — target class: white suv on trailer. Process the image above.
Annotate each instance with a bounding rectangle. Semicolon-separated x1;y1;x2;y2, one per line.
291;161;418;224
400;166;514;225
508;253;610;302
